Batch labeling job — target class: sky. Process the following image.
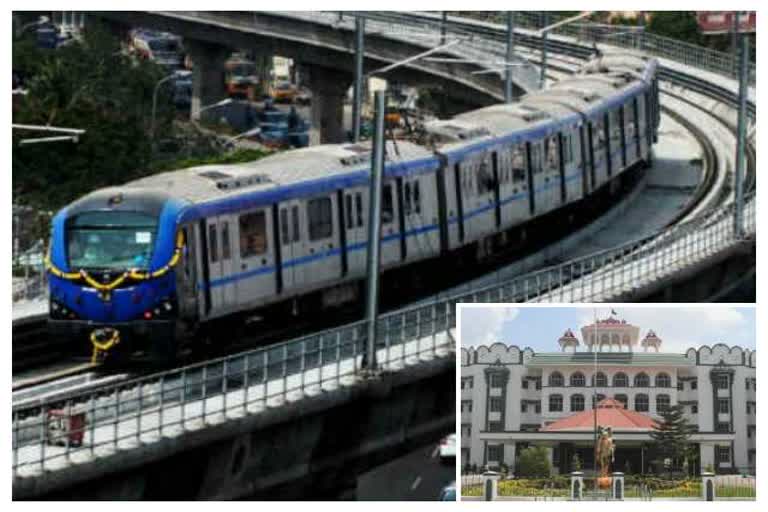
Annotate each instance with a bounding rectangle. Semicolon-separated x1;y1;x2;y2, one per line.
459;305;756;354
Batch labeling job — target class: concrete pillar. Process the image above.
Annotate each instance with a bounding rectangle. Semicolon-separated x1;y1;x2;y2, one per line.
482;471;501;501
701;472;716;501
503;441;516;477
612;472;624;500
186;40;230;121
570;471;584;500
700;443;715;473
301;64;352;145
545;446;555;475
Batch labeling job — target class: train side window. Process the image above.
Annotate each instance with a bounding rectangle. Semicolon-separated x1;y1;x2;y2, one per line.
291;205;300;242
477;156;493;194
221;221;231;260
594;121;605;149
382;184;394;224
280;208;289;244
413;181;421;214
308;197;333;241
512;145;526;182
531;143;543;174
404;182;412;215
355;193;363;227
545;137;559;171
239;210;268;257
345;195;353;229
208;224;218;263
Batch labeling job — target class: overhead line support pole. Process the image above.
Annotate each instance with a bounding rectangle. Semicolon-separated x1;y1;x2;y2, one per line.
734;30;748;238
364;90;386;371
505;12;515;103
352;16;365;142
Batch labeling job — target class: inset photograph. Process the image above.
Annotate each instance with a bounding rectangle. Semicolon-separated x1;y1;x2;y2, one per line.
459;305;755;501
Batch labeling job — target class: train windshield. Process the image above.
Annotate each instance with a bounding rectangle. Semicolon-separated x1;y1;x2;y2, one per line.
66;211;158;271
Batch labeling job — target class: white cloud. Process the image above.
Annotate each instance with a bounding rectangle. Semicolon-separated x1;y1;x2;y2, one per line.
576;306;752;353
460;306;519;347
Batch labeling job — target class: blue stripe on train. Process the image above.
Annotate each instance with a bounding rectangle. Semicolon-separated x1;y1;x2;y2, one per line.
198;165;595;290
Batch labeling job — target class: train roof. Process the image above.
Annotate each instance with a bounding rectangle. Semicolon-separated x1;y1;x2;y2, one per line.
126;140;437;206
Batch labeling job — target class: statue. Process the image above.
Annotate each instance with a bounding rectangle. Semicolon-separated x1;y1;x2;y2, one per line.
595;426;615;489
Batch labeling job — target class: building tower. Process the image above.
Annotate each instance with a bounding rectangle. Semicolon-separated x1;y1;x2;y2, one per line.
641;330;662;352
558;329;580;352
580;317;640;352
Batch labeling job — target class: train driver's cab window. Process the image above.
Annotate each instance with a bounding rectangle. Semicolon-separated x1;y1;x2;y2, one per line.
382;184;394;224
512;145;526;183
308;197;333;240
239;211;268;257
625;103;636;138
610;110;622;144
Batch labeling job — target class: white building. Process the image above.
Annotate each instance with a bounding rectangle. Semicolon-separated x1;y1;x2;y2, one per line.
460;317;756;475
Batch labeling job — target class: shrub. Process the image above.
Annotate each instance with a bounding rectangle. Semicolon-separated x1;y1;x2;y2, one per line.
515;446;551;478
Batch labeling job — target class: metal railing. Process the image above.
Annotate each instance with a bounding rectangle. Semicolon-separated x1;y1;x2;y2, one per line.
12;302;455;477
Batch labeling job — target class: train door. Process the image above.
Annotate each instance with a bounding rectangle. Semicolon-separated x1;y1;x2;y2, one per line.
402;176;436;263
462;153;496;242
343;189;367;276
303;194;341;287
205;218;224;310
379;181;402;267
218;216;236;307
444;162;462;250
177;224;199;320
236;207;276;306
278;201;301;292
528;141;544;216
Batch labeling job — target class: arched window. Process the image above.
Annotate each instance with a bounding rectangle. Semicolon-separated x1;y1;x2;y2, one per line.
611;333;620;344
549;394;563;412
613;372;629;387
571;394;585;412
570;372;586;387
600;333;609;344
549;372;564;387
656;394;671;413
634;372;650;387
592;372;608;387
615;394;628;409
635;394;649;412
592;393;606;408
655;373;671;388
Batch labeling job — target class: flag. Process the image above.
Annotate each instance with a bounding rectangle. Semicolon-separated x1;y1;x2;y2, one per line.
610;309;618;316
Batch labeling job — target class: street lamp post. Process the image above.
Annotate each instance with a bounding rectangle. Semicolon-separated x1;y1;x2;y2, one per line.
151;73;177;145
363;90;387;371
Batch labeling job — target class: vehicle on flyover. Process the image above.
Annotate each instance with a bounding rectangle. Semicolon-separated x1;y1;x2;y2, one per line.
45;52;660;363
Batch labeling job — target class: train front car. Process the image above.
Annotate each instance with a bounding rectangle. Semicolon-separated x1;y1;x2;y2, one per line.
46;188;188;363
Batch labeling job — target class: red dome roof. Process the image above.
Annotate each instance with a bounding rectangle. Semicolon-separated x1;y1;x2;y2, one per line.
542;398;657;431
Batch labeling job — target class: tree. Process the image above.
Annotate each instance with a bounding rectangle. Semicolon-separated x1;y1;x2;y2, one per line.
572;453;582;471
516;446;551;478
13;23;175;210
647;12;702;46
649;404;697;473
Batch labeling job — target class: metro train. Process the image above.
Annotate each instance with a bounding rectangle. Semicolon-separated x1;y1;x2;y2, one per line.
46;52;660;362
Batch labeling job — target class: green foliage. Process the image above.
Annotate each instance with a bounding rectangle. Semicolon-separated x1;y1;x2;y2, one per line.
515;446;551;478
571;453;582;471
13;24;175;209
649;404;697;471
646;12;702;46
150;148;272;173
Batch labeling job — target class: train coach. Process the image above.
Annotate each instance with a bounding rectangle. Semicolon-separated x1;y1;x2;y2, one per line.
45;51;660;362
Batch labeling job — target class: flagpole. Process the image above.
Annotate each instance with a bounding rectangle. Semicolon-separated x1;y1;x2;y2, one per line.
593;307;598;488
